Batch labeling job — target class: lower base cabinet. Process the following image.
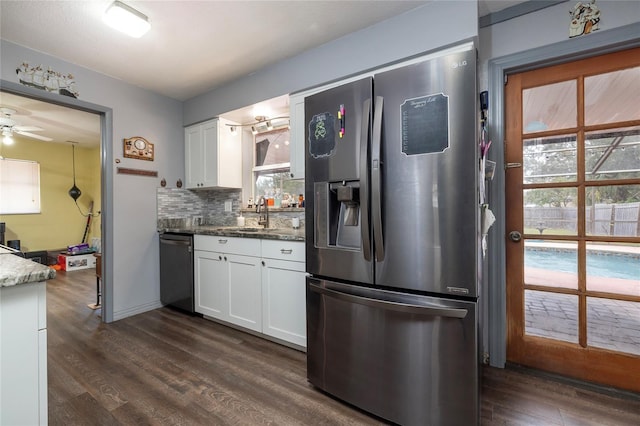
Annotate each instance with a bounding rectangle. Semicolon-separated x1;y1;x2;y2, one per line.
261;259;306;347
0;281;47;426
194;236;307;348
227;253;262;332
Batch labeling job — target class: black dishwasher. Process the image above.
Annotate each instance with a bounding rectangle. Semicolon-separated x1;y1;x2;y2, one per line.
159;233;195;313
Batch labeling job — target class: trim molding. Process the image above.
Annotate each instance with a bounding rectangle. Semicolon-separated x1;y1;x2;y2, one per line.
480;1;568;28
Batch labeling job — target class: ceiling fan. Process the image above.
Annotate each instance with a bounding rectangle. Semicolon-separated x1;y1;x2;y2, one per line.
0;107;53;144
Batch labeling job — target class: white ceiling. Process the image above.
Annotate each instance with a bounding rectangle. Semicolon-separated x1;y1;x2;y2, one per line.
0;0;527;147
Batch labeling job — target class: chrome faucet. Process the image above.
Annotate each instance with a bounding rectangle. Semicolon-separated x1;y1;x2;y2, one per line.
256;196;269;228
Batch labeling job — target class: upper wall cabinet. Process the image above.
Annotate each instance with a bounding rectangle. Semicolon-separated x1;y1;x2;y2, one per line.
185;118;242;189
288;93;306;180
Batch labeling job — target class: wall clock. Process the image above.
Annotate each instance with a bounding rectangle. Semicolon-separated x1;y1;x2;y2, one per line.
123;136;154;161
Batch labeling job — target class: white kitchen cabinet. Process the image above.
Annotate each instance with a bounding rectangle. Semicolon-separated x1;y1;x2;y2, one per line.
261;240;307;348
194;236;262;332
288;93;306;180
0;281;47;426
194;250;227;320
185;117;242;189
227;253;262;332
194;235;307;348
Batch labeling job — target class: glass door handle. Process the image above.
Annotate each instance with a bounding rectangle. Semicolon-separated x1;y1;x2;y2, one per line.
509;231;522;242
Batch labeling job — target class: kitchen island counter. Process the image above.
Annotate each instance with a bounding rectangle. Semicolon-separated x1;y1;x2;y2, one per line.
0;246;56;287
157;226;305;242
1;245;53;425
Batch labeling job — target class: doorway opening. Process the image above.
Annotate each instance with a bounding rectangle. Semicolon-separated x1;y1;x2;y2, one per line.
0;82;113;322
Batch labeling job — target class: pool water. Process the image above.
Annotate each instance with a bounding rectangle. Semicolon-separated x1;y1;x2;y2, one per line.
525;249;640;281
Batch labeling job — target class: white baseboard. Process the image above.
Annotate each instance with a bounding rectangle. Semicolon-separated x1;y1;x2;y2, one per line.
113;300;163;321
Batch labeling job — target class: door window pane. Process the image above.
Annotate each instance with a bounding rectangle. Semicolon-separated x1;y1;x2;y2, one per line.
523;80;576;134
587;297;640;356
585;185;640;236
525;241;578;290
523;135;577;183
586;243;640;296
585;126;640;181
585;66;640;126
525;290;578;343
524;188;578;235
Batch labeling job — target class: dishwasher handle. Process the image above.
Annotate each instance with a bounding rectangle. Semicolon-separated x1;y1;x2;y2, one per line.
308;282;467;319
160;238;192;247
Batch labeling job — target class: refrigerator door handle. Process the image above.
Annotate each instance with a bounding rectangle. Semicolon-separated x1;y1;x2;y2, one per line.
371;96;385;261
360;98;372;261
308;282;468;319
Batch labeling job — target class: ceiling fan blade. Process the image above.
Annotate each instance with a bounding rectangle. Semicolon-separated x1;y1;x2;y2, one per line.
15;130;53;142
13;125;44;132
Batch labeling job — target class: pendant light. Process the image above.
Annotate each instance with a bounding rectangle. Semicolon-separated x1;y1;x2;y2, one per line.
68;144;82;201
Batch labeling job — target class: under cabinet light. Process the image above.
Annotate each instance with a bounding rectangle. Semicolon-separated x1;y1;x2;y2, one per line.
103;1;151;38
251;126;258;135
266;120;273;131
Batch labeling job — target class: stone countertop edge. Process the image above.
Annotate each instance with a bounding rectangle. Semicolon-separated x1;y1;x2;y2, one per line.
0;252;56;288
158;226;305;242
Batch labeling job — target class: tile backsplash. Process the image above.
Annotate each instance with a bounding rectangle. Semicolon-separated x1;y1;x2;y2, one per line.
157;187;241;225
157;188;304;229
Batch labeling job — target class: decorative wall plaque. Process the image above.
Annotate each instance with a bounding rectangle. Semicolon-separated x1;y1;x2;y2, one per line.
123;137;154;161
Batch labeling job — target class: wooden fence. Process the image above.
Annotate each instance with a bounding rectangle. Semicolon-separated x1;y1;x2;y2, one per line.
525;202;640;236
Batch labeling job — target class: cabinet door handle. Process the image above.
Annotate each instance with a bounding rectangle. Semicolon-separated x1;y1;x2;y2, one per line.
218;255;222;260
218;239;228;244
224;256;227;261
262;261;266;266
280;249;293;255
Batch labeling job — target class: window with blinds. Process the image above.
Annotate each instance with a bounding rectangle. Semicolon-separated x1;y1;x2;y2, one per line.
0;157;41;214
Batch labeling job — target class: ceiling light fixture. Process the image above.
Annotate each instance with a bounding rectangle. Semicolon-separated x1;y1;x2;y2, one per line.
2;128;14;145
103;1;151;38
225;115;289;135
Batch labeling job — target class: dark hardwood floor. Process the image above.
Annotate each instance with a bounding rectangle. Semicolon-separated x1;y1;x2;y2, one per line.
47;269;640;425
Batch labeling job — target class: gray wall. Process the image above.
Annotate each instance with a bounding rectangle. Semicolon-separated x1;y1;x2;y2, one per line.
478;0;640;90
184;1;479;125
1;40;184;321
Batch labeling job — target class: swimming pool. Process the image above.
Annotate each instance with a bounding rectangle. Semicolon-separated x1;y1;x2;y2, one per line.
525;248;640;281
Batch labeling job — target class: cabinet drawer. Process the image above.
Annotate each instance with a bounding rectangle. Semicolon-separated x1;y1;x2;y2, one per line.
261;240;305;262
195;235;260;256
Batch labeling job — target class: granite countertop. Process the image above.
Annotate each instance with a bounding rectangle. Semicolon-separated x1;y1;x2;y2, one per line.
0;246;56;288
158;226;305;242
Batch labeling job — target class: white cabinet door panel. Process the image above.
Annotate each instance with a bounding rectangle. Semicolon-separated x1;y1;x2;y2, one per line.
262;259;307;347
228;254;262;332
195;251;228;319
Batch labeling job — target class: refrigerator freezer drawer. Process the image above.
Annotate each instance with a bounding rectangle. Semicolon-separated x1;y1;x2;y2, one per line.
306;277;478;426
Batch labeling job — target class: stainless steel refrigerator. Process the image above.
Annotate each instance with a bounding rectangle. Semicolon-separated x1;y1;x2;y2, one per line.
305;45;480;426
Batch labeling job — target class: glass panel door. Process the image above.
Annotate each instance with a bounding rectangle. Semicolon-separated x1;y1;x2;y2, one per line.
505;47;640;393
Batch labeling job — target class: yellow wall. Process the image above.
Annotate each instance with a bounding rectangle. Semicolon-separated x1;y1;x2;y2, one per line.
0;137;101;252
